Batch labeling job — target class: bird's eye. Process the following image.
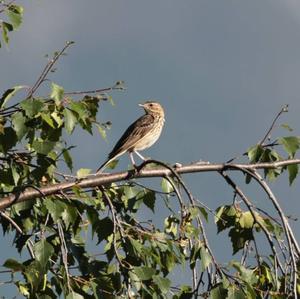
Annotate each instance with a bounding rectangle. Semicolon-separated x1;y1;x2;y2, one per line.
149;103;153;107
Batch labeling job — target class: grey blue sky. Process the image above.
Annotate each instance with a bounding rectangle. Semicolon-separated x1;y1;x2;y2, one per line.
2;0;300;295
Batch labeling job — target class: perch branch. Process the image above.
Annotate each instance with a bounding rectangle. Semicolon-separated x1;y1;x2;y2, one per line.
1;159;300;210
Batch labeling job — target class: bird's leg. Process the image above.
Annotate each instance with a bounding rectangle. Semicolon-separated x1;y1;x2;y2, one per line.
134;150;147;161
129;152;137;168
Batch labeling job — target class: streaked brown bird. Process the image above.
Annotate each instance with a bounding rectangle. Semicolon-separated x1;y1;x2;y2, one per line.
97;101;165;172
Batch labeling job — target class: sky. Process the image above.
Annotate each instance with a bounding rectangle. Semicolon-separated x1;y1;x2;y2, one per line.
2;0;300;296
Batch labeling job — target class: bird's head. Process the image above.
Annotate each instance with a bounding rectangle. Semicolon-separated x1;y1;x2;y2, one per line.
139;101;164;116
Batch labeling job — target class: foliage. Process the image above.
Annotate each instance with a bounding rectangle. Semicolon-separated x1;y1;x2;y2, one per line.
0;1;23;48
1;10;300;298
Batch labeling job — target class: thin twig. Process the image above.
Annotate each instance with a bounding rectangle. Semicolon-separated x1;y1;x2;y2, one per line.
220;171;283;273
26;41;74;99
259;105;289;146
64;87;112;95
0;211;35;259
98;186;126;269
57;221;71;292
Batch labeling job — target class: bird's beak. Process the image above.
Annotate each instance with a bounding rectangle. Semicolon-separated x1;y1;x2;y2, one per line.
138;103;144;108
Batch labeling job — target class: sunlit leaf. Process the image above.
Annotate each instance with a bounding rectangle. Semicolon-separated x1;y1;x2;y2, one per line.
278;136;300;158
161;177;174;194
20;98;44;117
96;124;107;140
200;247;212;271
76;168;91;178
0;85;26;108
6;4;24;29
64;108;77;134
239;211;254;229
11;111;28;140
66;292;84;299
50;82;64;105
41;112;55;128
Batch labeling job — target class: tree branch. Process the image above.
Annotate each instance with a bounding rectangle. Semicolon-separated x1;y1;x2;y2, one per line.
1;159;300;210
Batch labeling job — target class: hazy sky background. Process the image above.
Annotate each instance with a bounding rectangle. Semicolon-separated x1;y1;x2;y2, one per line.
2;0;300;296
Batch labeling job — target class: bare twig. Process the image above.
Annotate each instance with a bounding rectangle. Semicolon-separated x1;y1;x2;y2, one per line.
98;186;126;269
259;105;288;146
26;41;74;99
57;221;71;292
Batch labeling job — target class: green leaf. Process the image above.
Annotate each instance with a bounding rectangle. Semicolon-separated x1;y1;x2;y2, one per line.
41;112;55;128
161;177;174;194
133;266;156;280
198;206;208;222
227;287;246;299
23;260;44;291
96;124;107;140
50;82;64;104
11;163;20;185
247;144;263;163
152;275;171;294
0;85;26;108
2;21;13;45
0;127;17;153
200;247;212;271
6;5;24;29
141;189;156;212
11;111;28;140
3;258;24;271
229;228;253;254
66;292;84;299
20;98;44;117
215;205;236;233
281;123;293;132
77;168;91;178
44;198;66;222
96;217;114;244
210;285;228;299
278;136;300;158
239;211;254;229
32;139;56;155
230;261;258;285
164;215;179;237
51;111;63;127
190;241;201;269
34;240;54;268
62;204;78;228
63;149;73;171
64;108;77;134
69;102;87;119
288;163;298;185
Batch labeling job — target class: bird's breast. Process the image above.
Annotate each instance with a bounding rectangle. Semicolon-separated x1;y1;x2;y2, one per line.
134;116;164;151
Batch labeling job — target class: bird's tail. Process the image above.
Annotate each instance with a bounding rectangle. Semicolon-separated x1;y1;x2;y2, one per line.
96;151;125;173
96;158;112;173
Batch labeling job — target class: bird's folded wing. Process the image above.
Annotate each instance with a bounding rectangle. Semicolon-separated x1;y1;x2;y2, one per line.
108;114;155;159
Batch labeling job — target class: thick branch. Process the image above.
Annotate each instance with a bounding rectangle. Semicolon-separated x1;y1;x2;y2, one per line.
1;159;300;210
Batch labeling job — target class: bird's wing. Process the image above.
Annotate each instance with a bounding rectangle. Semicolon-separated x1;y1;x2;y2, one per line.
108;114;155;159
